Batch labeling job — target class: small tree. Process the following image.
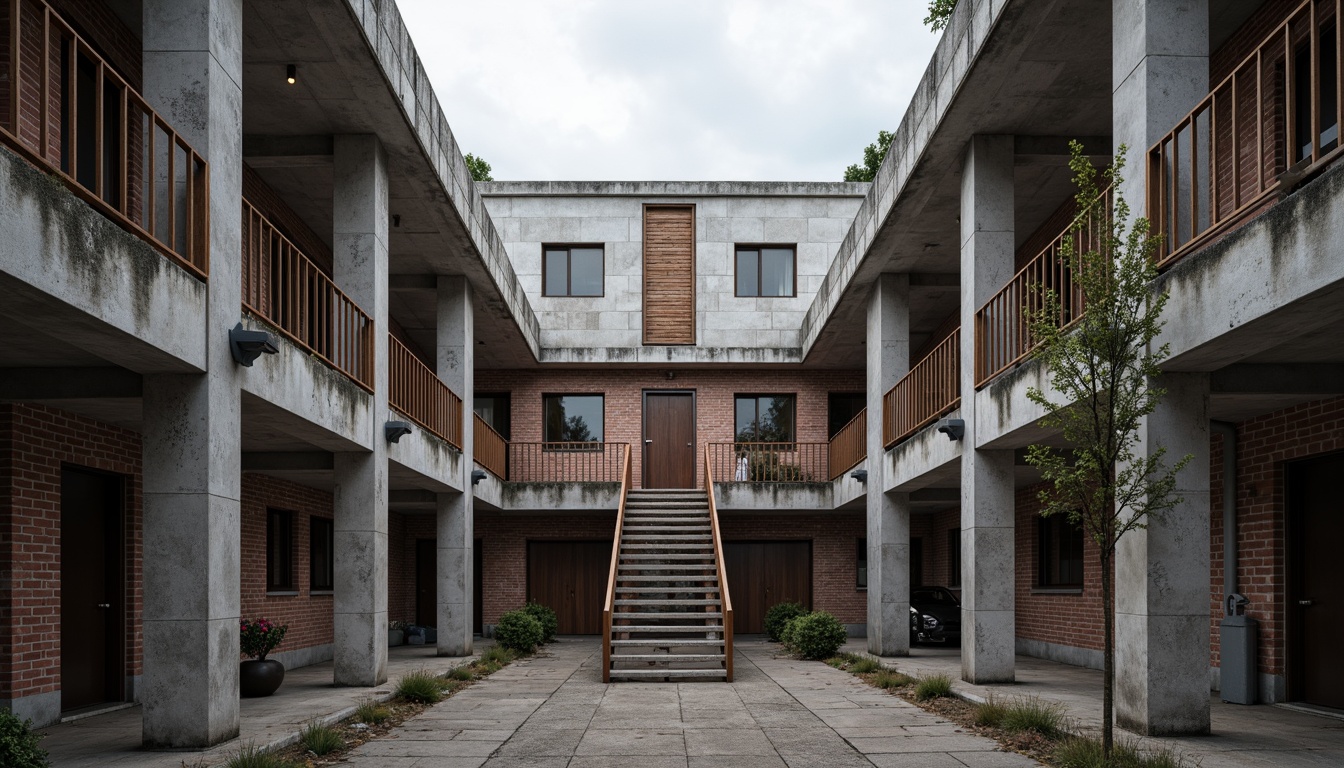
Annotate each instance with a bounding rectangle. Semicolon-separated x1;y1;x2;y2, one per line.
924;0;958;31
1023;141;1191;759
843;130;894;182
465;153;493;182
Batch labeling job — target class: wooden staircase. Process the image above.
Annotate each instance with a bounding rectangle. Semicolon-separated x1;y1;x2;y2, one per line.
602;449;734;682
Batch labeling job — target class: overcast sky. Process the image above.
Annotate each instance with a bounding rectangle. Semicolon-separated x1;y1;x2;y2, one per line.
394;0;941;182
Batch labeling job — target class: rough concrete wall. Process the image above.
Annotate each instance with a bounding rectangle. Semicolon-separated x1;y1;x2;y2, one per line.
481;192;862;352
239;473;335;657
0;404;143;708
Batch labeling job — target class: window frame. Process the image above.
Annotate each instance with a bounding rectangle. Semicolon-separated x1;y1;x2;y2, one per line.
947;528;961;588
733;393;797;443
1036;514;1085;591
266;509;295;594
309;516;334;593
734;244;798;298
541;244;605;297
856;537;867;590
542;393;606;449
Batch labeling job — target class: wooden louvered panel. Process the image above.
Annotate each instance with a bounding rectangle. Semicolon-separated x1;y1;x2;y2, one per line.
643;205;696;345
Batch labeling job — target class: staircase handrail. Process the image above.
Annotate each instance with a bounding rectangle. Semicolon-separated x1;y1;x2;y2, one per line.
601;443;633;683
704;444;734;682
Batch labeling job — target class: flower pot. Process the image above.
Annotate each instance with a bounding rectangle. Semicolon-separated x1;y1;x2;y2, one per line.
388;629;405;647
240;659;285;698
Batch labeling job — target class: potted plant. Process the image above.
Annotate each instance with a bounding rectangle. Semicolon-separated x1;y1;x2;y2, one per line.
239;617;288;697
388;620;407;647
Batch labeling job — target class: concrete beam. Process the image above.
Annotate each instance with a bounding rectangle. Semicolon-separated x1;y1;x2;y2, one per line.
390;489;437;505
388;274;438;291
0;368;141;399
241;134;333;168
909;273;961;288
1013;135;1113;159
240;452;333;472
1210;364;1344;395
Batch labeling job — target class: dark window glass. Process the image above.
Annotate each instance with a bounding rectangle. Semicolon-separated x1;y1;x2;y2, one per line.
543;245;604;296
910;537;924;588
1295;27;1340;161
947;528;961;588
828;392;866;438
857;538;867;589
267;509;294;592
310;517;334;592
543;394;604;443
735;246;796;297
474;393;512;440
1038;515;1085;588
734;395;795;442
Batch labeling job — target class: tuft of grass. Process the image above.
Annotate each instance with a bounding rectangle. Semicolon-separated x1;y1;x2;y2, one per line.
872;669;915;689
480;644;515;666
226;743;300;768
448;665;475;681
297;720;343;756
1053;736;1194;768
912;673;954;701
353;697;391;725
825;652;863;668
998;696;1066;738
396;668;447;704
973;695;1008;728
848;657;882;674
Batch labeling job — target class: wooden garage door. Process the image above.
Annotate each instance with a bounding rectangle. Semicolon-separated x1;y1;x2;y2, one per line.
527;540;612;635
643;205;695;345
724;540;812;634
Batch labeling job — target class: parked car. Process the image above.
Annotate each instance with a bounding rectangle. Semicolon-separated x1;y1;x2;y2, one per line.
909;586;961;645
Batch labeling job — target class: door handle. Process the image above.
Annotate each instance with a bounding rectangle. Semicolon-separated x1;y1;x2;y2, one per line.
1299;600;1313;606
645;439;653;444
96;603;111;609
687;443;692;447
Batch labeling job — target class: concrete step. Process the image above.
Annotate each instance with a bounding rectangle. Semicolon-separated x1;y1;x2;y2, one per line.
609;653;726;663
625;503;709;510
621;524;711;531
621;544;714;551
615;599;721;606
622;534;712;541
610;625;724;633
608;669;728;680
614;612;724;620
617;575;717;582
619;553;714;560
610;638;724;647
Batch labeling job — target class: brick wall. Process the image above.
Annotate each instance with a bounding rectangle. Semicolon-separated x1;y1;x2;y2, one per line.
0;403;142;703
475;368;864;489
239;473;334;655
1014;483;1106;654
911;508;961;589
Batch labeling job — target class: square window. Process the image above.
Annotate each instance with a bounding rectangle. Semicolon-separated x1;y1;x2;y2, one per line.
474;392;511;440
735;245;796;297
267;509;294;593
1038;515;1084;588
310;516;334;592
543;394;604;445
543;245;604;297
734;394;795;442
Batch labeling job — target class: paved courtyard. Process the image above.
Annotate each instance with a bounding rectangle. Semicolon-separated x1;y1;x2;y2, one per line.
339;638;1038;768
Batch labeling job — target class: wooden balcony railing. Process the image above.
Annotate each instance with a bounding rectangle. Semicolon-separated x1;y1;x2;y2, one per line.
388;335;462;448
506;442;629;482
973;188;1108;387
1150;0;1342;266
241;199;375;390
883;328;960;448
1;0;208;278
704;444;733;682
828;408;866;480
473;414;507;479
600;444;633;683
707;442;829;483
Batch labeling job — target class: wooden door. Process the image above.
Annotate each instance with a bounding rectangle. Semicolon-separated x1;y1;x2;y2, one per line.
527;541;612;635
1290;453;1344;708
643;205;696;345
416;539;436;628
644;392;696;488
60;467;123;712
724;541;812;634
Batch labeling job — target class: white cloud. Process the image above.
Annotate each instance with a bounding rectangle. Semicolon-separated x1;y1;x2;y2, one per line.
395;0;940;181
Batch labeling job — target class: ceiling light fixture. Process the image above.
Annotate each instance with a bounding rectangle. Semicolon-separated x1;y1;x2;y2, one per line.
286;64;297;85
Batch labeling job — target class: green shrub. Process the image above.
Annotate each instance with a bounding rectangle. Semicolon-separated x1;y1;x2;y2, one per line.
298;721;343;756
784;610;848;660
872;669;915;689
353;698;391;725
764;602;810;642
226;743;299;768
495;610;545;654
0;710;48;768
522;602;559;643
1053;737;1192;768
913;673;953;701
848;657;881;674
396;669;446;704
999;697;1065;738
448;665;475;681
973;696;1008;728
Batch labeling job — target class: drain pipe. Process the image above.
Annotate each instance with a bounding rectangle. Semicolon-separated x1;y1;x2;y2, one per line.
1213;420;1257;704
1212;421;1238;598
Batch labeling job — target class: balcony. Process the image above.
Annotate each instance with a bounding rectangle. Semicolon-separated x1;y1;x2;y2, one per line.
1150;0;1341;267
1;0;208;278
884;327;960;447
388;334;462;448
241;198;375;390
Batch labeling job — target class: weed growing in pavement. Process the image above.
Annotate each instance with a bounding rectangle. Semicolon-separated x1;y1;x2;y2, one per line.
973;695;1008;727
225;743;299;768
448;665;475;681
297;720;343;756
912;673;954;701
999;697;1066;738
1053;735;1194;768
871;669;915;689
848;657;882;674
825;652;862;668
395;669;447;704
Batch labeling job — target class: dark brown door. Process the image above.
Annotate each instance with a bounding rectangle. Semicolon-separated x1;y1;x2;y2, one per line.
527;541;612;634
474;538;483;636
416;539;436;628
644;392;696;488
1289;452;1344;709
60;467;123;712
724;540;812;634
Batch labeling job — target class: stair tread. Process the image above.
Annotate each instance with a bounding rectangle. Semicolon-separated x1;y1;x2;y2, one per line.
617;587;719;592
615;599;721;605
610;638;725;646
614;612;724;619
609;654;725;662
609;669;728;679
610;625;724;632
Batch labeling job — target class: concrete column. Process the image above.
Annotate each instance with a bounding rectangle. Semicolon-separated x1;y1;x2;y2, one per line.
1112;0;1210;736
331;135;390;686
1116;375;1212;734
437;275;474;656
959;135;1016;684
866;273;910;656
139;0;243;749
